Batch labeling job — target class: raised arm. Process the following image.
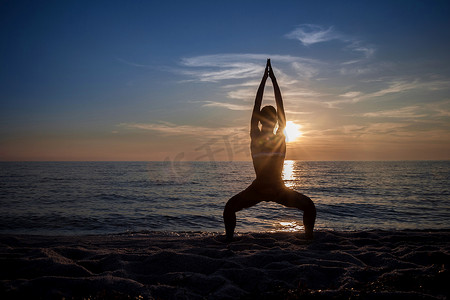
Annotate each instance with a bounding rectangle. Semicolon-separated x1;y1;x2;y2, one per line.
268;60;286;130
250;60;269;136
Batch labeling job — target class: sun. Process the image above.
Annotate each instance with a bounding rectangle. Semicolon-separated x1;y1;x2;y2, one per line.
284;121;302;142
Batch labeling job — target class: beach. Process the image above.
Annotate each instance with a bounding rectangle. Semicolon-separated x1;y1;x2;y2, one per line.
1;230;449;299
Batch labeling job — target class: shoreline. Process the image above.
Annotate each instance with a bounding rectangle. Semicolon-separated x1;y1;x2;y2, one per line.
1;230;449;299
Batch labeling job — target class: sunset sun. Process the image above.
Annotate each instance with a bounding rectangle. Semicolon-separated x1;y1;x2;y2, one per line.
284;121;302;142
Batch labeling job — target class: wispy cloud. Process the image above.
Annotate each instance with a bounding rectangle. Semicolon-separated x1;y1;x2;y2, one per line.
291;60;321;78
285;24;378;81
173;28;450;147
285;24;376;59
285;24;340;46
346;41;376;59
226;88;256;100
352;45;375;59
321;91;363;107
370;80;420;97
333;122;413;139
368;79;449;98
179;53;321;83
427;100;450;117
327;78;450;108
116;57;152;68
339;62;385;76
202;101;250;111
119;121;245;137
180;54;266;82
285;110;313;116
340;91;363;98
181;54;314;67
361;122;413;137
225;84;326;103
178;53;328;110
362;106;426;118
177;25;378;92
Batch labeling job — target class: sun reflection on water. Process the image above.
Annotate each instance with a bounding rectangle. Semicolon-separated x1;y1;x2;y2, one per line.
272;221;304;232
282;160;296;188
275;161;304;232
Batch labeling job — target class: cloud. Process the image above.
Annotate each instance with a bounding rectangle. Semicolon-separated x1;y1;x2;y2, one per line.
285;110;313;116
370;80;420;97
283;89;327;98
176;26;379;89
179;53;321;82
202;101;250;111
223;80;261;89
320;91;363;108
352;45;375;58
179;55;261;82
327;78;450;108
119;121;245;137
340;91;363;98
427;100;450;117
176;27;450;122
362;106;426;118
225;84;325;103
178;53;327;110
291;61;321;78
339;59;390;76
367;79;450;99
285;24;377;75
117;122;254;161
363;122;412;137
182;63;261;82
285;24;340;46
332;122;413;138
227;88;258;100
345;41;376;59
116;57;152;68
181;53;312;67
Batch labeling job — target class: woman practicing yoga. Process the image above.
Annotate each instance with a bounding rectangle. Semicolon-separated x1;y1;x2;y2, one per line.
223;59;316;241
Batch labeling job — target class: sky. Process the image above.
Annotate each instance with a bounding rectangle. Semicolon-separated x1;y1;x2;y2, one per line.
1;0;450;161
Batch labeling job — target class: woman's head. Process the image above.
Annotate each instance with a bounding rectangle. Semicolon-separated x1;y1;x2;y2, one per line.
259;105;277;128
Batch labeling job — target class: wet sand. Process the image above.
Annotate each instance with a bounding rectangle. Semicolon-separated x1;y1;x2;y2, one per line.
1;230;449;299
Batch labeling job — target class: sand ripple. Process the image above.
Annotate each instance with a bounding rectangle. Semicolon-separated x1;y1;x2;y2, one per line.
1;230;449;299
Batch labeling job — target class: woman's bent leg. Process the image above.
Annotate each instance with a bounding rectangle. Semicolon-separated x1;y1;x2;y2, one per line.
276;189;316;239
223;187;260;241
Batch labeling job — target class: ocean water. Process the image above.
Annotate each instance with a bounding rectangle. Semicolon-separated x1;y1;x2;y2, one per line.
0;161;449;235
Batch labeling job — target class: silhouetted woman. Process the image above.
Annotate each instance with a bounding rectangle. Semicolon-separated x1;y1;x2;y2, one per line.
223;59;316;241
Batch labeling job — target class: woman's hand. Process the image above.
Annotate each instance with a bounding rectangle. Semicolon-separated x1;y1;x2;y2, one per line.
268;59;276;80
263;59;269;78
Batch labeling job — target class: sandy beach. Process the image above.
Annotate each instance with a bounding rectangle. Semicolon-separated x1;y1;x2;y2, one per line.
1;230;449;299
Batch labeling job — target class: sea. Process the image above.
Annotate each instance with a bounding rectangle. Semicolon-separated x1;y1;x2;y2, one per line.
0;161;449;235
